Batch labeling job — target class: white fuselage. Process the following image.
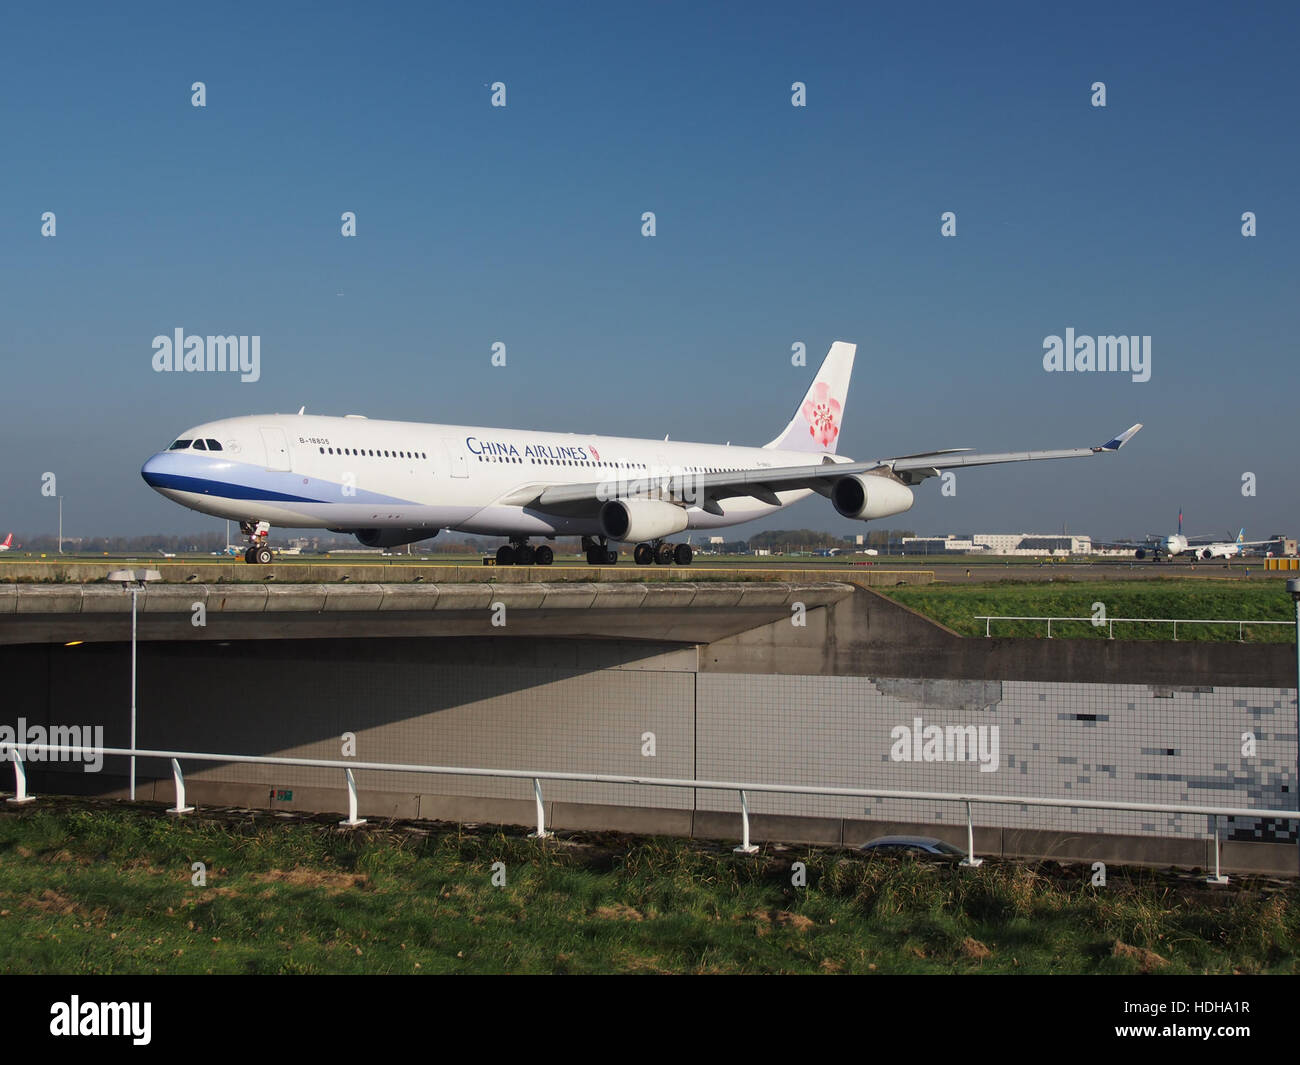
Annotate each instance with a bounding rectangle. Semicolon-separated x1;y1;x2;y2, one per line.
1164;534;1244;559
141;413;842;539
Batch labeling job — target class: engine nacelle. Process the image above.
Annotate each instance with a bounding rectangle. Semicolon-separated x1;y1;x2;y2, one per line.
600;498;689;543
354;528;438;549
830;474;915;521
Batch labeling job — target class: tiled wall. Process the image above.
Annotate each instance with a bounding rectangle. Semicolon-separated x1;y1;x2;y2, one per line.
16;647;1296;843
696;675;1297;843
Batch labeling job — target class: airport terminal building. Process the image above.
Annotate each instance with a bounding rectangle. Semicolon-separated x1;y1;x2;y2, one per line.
901;533;1094;556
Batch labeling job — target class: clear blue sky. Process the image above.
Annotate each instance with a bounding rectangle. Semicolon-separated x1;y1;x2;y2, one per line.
2;1;1297;541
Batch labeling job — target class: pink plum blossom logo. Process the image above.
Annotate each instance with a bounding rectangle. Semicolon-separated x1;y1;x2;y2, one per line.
801;382;841;447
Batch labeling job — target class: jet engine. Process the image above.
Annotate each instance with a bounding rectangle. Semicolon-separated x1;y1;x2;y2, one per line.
830;474;915;521
599;498;690;543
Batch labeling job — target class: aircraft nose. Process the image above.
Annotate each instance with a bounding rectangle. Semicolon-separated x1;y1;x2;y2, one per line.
141;453;168;488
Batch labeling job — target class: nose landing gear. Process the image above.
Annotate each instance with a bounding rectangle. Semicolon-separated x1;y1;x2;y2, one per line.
240;520;274;564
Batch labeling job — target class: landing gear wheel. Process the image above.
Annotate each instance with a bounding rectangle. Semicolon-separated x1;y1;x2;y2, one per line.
535;545;554;566
515;544;536;565
634;543;654;566
243;548;255;565
605;548;618;565
254;546;273;565
496;545;516;566
655;542;675;565
674;543;693;566
585;547;601;565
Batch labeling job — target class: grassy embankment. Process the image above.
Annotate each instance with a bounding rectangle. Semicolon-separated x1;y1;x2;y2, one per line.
879;579;1295;642
1;804;1296;974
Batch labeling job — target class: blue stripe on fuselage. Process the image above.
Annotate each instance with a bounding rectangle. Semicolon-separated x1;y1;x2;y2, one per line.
140;452;416;506
142;470;328;503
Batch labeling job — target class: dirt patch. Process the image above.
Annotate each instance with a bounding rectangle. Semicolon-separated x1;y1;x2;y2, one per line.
25;888;104;922
51;849;92;865
775;911;815;931
594;903;644;921
1112;940;1167;972
251;869;369;893
748;909;815;932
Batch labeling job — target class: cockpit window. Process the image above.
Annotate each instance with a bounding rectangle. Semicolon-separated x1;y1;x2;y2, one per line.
169;439;192;450
193;439;208;451
206;439;223;451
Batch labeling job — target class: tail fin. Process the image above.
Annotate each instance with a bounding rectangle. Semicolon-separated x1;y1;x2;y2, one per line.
1;534;10;548
764;341;855;454
1237;529;1245;544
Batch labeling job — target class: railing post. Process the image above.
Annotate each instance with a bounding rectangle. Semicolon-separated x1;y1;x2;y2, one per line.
1108;618;1114;640
959;800;982;867
1046;618;1052;639
6;748;36;805
985;617;991;638
338;767;367;827
733;789;758;854
527;777;552;839
1173;620;1178;641
1206;815;1228;884
167;758;195;815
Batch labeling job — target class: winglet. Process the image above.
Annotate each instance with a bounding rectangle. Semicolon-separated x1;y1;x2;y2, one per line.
1094;423;1143;452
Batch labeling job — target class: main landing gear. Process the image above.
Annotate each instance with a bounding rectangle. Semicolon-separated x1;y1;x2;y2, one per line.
581;536;618;566
633;540;692;566
494;539;555;566
240;520;274;565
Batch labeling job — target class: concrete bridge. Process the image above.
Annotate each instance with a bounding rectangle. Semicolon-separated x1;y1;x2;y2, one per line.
2;579;1295;873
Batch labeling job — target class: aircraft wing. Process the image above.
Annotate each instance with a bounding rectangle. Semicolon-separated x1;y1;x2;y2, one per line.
503;423;1143;513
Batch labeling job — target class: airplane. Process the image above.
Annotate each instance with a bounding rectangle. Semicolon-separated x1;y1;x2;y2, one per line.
1134;513;1274;560
0;533;17;552
140;342;1144;566
1194;529;1276;561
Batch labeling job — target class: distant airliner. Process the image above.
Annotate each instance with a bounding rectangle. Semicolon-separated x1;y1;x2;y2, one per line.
140;342;1143;566
0;533;15;552
1134;513;1273;560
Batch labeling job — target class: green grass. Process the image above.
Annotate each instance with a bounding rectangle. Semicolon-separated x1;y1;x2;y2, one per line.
1;803;1296;974
879;579;1295;642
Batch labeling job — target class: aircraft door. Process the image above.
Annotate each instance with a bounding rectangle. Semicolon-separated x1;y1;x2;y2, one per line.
260;427;291;471
441;438;468;478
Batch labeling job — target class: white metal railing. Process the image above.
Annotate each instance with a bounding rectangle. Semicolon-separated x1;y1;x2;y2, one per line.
975;615;1293;641
4;741;1298;882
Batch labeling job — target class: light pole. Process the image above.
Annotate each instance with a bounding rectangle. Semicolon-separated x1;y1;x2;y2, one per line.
57;496;63;554
109;569;161;800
